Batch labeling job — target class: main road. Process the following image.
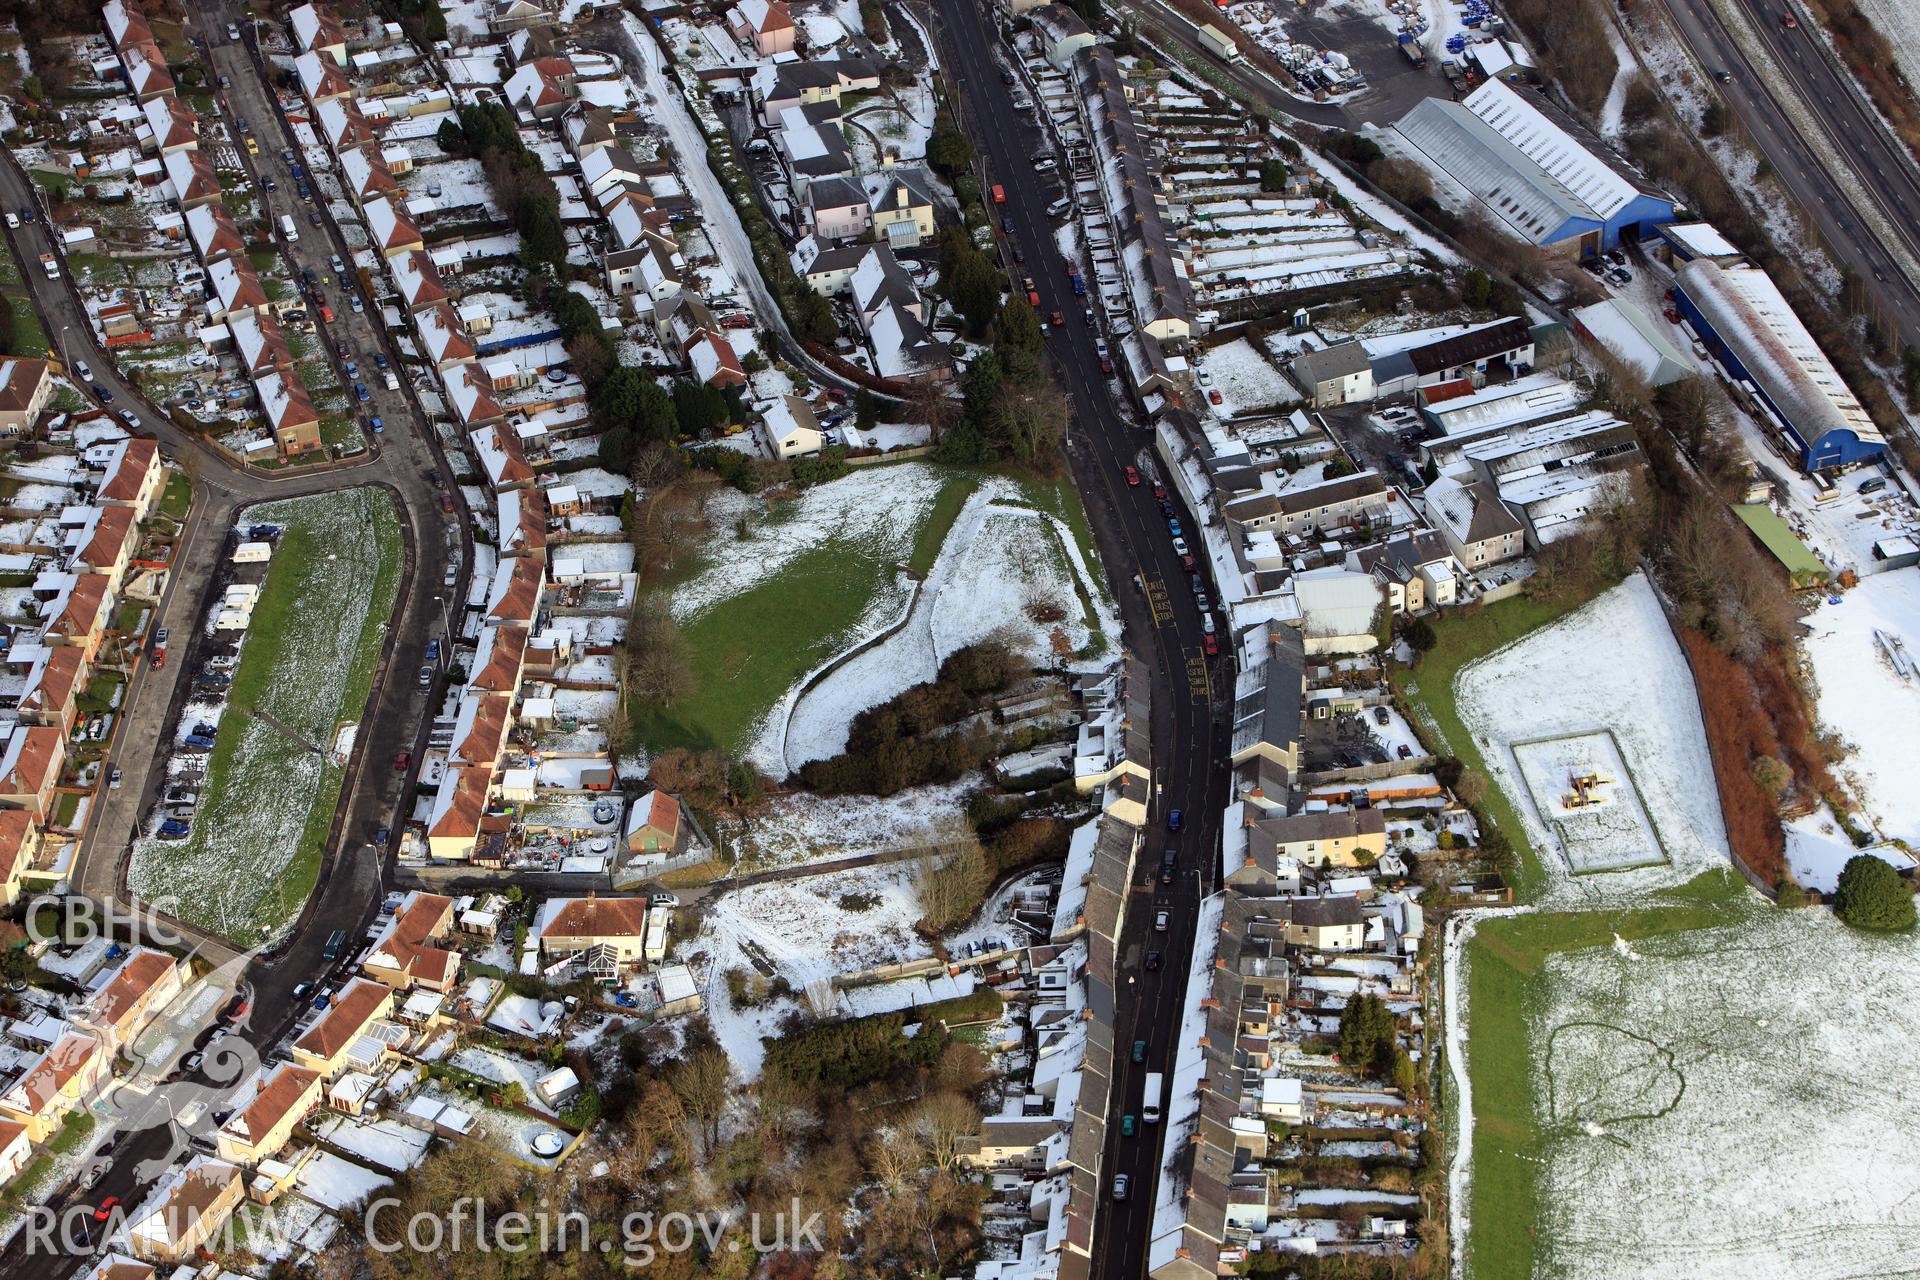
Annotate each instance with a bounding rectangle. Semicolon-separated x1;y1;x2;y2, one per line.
0;7;472;1270
930;3;1232;1277
1660;0;1920;348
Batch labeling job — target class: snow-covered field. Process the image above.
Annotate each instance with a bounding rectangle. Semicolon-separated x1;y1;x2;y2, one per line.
1532;907;1920;1280
1855;0;1920;111
781;481;1116;768
1801;572;1920;845
1454;574;1728;902
127;488;402;943
671;464;949;624
725;776;977;871
683;862;936;1078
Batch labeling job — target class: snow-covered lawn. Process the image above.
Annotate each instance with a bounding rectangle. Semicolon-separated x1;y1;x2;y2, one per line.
127;488;403;943
781;480;1116;768
295;1150;392;1211
723;777;978;872
309;1115;431;1174
1801;572;1920;845
671;464;948;624
1454;574;1728;902
1530;907;1920;1280
684;862;936;1079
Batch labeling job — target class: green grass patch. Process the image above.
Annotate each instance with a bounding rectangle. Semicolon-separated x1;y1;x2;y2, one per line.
1389;585;1610;902
127;488;402;943
631;542;901;756
1;293;48;358
907;470;981;577
1462;869;1746;1280
50;791;79;829
77;669;124;717
111;600;147;636
159;472;192;522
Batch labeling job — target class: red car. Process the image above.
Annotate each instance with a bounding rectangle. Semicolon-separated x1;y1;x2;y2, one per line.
1780;10;1796;26
393;750;411;773
1181;554;1197;572
1051;311;1065;328
1208;389;1224;405
1125;467;1141;486
94;1197;120;1222
1027;289;1041;307
720;313;753;330
438;493;454;513
1203;634;1218;656
1153;483;1167;499
1100;356;1114;374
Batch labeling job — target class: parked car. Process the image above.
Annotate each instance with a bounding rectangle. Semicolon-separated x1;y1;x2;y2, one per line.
226;21;240;40
157;819;191;840
1167;517;1182;537
374;352;389;369
1100;356;1114;375
91;383;112;404
1375;706;1391;725
73;360;92;380
109;767;121;789
417;665;434;688
353;384;369;403
1125;466;1140;486
93;1197;120;1222
1050;310;1065;328
425;638;441;660
393;751;411;773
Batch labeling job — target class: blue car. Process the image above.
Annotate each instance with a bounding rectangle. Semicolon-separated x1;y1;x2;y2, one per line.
92;383;112;403
158;819;191;839
425;638;440;661
344;361;358;378
1168;809;1184;831
370;417;384;434
353;384;369;403
312;992;331;1010
1168;518;1182;537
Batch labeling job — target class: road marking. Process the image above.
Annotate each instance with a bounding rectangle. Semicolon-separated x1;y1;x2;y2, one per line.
1185;651;1210;702
1141;574;1174;626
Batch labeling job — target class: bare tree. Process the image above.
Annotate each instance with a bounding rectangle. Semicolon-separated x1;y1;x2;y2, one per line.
625;592;694;710
865;1127;920;1197
915;835;993;933
672;1046;732;1159
913;1091;981;1175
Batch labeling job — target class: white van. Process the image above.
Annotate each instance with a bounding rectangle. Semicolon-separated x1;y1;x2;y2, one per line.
278;214;299;243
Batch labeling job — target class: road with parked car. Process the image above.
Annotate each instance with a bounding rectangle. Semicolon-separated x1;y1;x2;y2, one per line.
0;14;482;1272
933;3;1234;1276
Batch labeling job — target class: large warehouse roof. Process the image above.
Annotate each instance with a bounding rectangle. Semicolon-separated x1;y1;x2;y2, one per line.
1677;259;1883;452
1391;79;1662;244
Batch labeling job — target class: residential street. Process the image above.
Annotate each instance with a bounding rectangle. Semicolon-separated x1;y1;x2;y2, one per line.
0;8;477;1268
929;4;1232;1276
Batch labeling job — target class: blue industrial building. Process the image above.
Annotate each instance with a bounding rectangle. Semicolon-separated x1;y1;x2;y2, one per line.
1392;79;1674;259
1675;259;1885;473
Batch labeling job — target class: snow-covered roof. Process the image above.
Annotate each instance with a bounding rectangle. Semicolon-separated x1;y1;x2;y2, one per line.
1293;567;1382;639
1659;221;1740;260
1677;259;1882;450
1572;299;1692;387
1392;77;1660;244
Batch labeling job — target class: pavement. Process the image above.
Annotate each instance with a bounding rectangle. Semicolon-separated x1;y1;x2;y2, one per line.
0;11;475;1270
1660;0;1920;348
930;4;1232;1278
